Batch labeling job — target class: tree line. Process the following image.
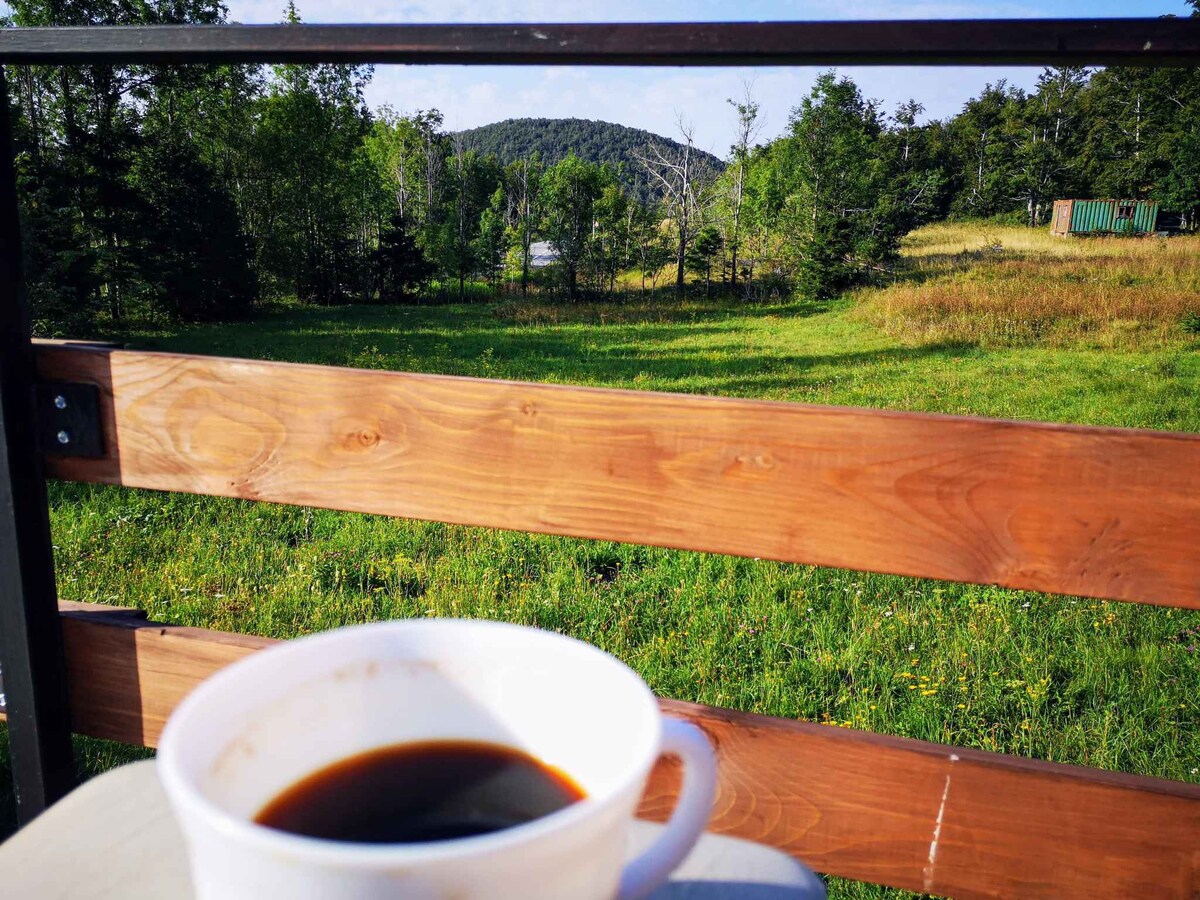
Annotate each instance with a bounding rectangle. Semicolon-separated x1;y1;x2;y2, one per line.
3;1;1199;333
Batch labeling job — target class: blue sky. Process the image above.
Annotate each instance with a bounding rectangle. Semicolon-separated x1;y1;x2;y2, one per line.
6;1;1195;153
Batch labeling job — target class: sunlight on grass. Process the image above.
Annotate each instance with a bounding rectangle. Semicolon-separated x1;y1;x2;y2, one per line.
857;223;1200;348
9;221;1199;898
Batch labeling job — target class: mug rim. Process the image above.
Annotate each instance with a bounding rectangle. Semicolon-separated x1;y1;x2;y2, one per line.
158;618;664;867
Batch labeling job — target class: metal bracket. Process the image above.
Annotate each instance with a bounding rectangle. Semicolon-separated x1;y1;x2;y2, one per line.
36;382;104;458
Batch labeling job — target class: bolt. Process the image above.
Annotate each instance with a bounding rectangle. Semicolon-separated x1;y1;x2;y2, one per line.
53;395;67;410
56;430;70;445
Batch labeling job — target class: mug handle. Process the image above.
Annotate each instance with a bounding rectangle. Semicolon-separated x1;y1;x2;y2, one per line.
618;718;718;900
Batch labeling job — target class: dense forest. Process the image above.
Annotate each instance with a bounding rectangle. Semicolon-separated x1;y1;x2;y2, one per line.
458;118;724;206
3;1;1200;334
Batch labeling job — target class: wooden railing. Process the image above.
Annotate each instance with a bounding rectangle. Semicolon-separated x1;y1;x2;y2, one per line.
10;342;1198;899
22;599;1194;898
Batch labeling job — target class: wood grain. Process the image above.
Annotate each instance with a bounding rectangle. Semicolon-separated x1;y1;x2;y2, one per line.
36;345;1200;607
59;602;275;748
22;606;1200;899
647;699;1200;899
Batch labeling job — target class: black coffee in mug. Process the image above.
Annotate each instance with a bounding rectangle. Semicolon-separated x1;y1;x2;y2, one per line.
254;740;586;844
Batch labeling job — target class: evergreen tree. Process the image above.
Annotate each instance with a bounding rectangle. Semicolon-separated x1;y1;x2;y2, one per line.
375;212;434;302
128;124;256;321
685;227;722;297
780;72;894;299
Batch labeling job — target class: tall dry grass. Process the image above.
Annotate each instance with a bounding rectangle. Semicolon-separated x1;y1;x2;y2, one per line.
857;223;1200;347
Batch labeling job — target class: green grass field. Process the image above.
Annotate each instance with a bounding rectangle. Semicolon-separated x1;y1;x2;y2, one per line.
3;224;1199;898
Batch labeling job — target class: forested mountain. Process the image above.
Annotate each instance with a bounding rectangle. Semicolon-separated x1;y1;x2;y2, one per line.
458;118;724;205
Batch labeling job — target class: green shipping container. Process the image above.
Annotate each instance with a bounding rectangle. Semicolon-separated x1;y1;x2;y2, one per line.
1050;199;1159;236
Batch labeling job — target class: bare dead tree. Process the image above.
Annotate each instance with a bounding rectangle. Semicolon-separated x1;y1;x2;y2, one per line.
633;114;710;298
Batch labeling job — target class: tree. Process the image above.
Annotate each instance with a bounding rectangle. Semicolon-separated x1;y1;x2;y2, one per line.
724;83;762;294
128;124;257;321
506;155;543;295
685;227;722;298
374;212;434;302
1079;66;1187;206
589;182;631;295
948;81;1023;218
7;0;246;328
795;212;855;301
475;185;507;291
365;107;446;230
435;136;500;301
1158;125;1200;230
1009;68;1087;226
870;102;949;251
542;153;610;300
781;72;885;298
894;99;923;165
630;202;672;295
633;116;711;298
253;8;375;304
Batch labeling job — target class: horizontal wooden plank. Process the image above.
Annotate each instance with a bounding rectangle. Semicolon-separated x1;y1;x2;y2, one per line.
58;602;276;748
1;20;1199;66
647;700;1200;899
36;345;1200;607
27;606;1200;898
32;339;124;350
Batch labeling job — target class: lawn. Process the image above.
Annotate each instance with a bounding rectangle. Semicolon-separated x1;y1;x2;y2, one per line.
4;223;1199;898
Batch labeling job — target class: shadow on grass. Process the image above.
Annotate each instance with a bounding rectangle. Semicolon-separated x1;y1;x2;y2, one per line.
135;302;973;400
880;247;1015;288
133;309;974;398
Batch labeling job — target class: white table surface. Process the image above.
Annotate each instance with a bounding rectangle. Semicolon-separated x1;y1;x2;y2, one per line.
0;760;826;899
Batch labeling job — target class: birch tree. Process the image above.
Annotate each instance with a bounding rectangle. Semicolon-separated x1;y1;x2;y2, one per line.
725;83;762;293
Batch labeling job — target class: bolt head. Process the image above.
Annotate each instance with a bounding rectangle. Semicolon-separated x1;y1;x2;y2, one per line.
53;395;68;410
56;430;70;445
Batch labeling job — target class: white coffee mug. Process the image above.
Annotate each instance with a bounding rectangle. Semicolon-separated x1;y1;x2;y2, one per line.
158;619;718;899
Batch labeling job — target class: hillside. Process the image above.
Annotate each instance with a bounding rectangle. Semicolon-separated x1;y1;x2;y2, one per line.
457;117;725;206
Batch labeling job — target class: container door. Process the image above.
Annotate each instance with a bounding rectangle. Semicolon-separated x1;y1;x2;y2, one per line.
1053;203;1071;234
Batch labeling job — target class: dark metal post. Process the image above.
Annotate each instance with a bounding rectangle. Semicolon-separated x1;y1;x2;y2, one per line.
0;64;75;823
